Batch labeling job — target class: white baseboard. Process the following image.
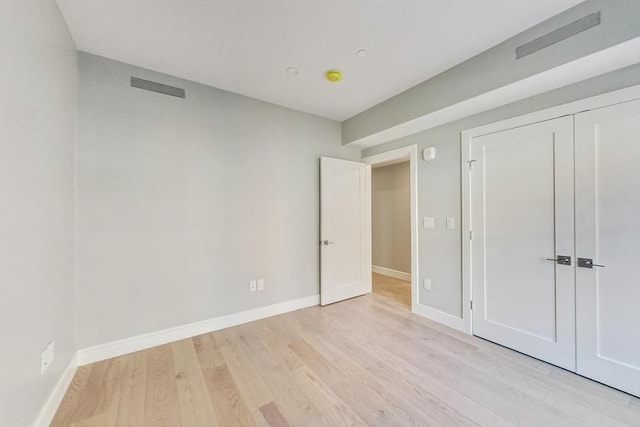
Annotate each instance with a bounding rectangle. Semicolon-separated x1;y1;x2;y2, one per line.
412;302;469;334
77;294;319;366
33;353;78;427
372;265;411;282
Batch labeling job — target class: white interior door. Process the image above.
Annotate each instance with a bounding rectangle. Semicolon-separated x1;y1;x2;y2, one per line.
575;99;640;397
320;157;371;306
470;116;576;370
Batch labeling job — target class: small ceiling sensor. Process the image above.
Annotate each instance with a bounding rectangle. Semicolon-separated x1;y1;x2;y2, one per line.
285;67;299;75
357;49;368;57
326;69;342;82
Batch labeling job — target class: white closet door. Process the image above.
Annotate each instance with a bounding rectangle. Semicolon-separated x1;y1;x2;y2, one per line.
575;99;640;397
470;116;575;370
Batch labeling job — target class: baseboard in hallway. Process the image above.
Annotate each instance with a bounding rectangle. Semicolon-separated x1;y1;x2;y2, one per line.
372;264;411;281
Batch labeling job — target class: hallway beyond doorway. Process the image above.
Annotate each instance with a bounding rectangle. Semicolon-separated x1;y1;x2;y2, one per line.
372;272;410;310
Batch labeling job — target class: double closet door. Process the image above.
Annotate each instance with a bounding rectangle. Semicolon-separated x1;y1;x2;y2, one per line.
470;99;640;397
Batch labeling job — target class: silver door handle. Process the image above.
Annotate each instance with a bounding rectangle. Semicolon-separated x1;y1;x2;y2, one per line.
546;255;571;265
578;258;605;268
320;240;335;246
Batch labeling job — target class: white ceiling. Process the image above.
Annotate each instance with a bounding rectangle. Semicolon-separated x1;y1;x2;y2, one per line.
56;0;581;121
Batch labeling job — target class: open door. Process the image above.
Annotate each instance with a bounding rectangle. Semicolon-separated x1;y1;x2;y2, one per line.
320;157;371;306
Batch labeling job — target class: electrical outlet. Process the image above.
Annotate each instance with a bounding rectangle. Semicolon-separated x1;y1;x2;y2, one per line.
423;217;435;229
257;279;264;291
249;280;257;292
446;217;456;229
41;340;55;374
423;278;432;290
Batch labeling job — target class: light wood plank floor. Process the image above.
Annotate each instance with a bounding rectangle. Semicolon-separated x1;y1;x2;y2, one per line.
371;272;411;310
52;273;640;426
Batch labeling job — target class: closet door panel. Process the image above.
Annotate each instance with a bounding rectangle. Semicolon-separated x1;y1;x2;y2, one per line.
575;99;640;397
470;116;575;371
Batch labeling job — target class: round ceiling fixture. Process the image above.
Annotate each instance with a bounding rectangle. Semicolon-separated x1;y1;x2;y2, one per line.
325;69;342;82
357;49;368;57
285;67;299;75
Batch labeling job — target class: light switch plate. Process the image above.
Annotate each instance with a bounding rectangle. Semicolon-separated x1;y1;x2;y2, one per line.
257;279;264;291
446;217;456;229
249;280;257;292
423;278;432;290
423;217;435;229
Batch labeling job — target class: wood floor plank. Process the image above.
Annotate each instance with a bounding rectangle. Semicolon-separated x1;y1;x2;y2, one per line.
51;365;94;427
105;351;147;427
171;339;218;427
289;365;368;426
366;360;511;427
251;408;273;427
194;332;256;426
192;332;225;369
51;274;640;426
359;290;636;426
69;357;121;424
300;316;476;426
292;311;470;426
308;319;487;425
280;312;375;381
303;295;587;427
258;402;292;427
231;328;332;426
216;332;273;411
255;317;305;371
198;360;255;427
330;377;431;427
288;338;347;386
144;344;181;427
547;366;638;410
70;412;109;427
371;272;411;308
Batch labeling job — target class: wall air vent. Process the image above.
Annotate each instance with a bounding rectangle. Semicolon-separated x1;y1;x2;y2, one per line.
516;12;601;60
130;77;185;98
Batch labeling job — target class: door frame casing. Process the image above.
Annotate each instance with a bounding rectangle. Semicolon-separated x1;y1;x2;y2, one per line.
461;84;640;335
362;145;418;310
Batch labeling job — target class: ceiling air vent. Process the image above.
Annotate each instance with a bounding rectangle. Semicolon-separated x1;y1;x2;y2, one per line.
130;77;185;98
516;12;600;60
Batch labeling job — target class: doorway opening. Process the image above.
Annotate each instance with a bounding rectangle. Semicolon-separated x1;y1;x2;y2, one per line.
363;146;418;313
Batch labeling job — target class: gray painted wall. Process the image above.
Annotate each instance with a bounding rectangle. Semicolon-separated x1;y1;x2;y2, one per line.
362;64;640;317
344;0;640;144
372;162;410;274
0;1;77;426
76;53;359;349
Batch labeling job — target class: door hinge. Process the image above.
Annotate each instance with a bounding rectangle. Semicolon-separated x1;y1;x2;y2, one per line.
469;231;473;240
470;300;473;310
467;160;476;170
